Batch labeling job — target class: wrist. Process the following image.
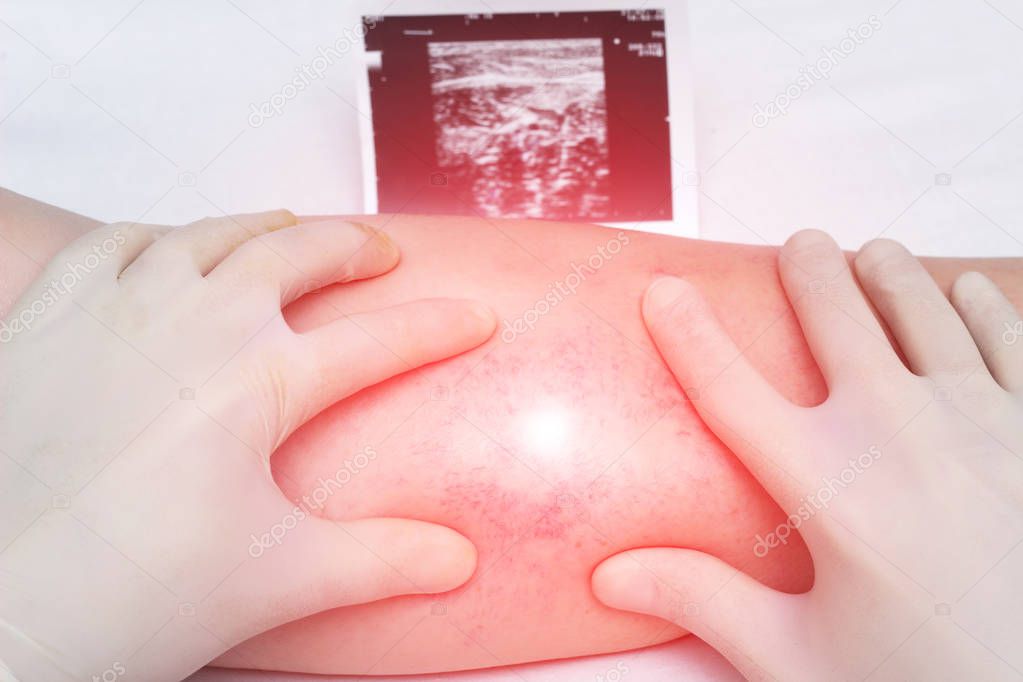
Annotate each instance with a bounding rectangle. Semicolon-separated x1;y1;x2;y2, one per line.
1;511;232;682
0;613;71;682
0;513;169;680
0;655;19;682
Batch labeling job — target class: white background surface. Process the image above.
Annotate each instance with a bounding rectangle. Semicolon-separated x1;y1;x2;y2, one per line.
2;1;1023;680
3;0;1023;257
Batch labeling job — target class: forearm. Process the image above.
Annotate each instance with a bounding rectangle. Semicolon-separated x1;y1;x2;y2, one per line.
2;190;1020;319
0;189;101;317
0;195;1017;329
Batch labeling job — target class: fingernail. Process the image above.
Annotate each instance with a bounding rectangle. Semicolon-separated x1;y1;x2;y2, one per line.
239;208;295;232
468;301;496;331
592;557;658;613
272;208;298;228
351;221;398;258
643;277;689;320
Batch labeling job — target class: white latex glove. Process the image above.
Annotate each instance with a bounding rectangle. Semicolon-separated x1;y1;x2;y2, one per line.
0;211;495;681
592;230;1023;681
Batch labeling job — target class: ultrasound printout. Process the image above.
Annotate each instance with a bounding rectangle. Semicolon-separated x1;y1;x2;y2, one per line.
363;10;673;223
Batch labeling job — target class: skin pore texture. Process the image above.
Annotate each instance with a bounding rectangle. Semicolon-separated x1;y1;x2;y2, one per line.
2;189;1022;674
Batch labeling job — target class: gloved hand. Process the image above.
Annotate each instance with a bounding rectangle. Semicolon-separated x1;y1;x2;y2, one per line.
0;211;494;681
592;230;1023;681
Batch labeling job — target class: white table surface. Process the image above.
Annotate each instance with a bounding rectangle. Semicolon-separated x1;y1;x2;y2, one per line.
2;1;1022;680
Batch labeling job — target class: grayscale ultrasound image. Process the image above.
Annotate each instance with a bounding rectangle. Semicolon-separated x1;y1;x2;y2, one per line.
428;38;611;220
365;10;672;223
